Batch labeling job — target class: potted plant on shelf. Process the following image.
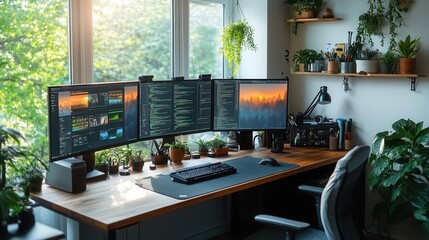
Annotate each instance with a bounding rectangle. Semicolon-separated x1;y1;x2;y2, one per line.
150;140;168;165
379;50;399;74
292;48;320;72
285;0;323;19
309;50;325;72
195;138;210;156
355;48;380;73
209;134;228;157
397;34;420;74
165;140;189;163
368;119;429;234
219;19;257;77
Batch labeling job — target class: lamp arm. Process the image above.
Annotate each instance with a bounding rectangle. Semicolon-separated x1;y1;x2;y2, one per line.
303;91;321;118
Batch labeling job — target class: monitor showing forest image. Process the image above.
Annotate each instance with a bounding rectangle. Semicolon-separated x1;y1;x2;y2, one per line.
213;79;288;131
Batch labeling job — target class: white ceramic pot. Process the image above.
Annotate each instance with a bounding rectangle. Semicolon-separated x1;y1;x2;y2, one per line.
355;60;378;73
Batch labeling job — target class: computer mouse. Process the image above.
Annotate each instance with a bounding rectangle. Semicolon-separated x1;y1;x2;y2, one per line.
259;157;280;166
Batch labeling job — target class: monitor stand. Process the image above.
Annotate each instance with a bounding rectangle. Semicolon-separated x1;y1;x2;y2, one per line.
238;131;254;150
83;152;107;182
86;169;105;181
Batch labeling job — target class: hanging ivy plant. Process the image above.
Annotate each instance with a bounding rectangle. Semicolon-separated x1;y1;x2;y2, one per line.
356;0;413;49
356;0;385;46
219;20;257;77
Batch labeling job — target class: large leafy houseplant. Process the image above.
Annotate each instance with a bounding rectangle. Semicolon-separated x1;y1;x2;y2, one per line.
219;20;257;77
369;119;429;233
0;126;28;233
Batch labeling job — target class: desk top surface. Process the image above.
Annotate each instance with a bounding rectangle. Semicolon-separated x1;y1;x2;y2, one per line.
31;146;346;231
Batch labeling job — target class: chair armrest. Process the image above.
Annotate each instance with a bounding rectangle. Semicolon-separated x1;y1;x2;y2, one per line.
298;185;323;197
255;214;310;231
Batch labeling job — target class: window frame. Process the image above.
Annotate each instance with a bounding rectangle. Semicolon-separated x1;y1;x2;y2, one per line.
69;0;232;84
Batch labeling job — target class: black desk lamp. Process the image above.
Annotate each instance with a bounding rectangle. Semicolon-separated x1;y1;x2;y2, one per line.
302;86;331;119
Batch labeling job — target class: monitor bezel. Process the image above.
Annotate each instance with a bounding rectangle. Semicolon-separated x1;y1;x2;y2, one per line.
211;78;289;132
138;78;213;141
48;81;140;162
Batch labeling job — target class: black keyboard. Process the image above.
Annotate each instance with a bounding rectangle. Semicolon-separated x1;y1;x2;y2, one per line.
169;162;237;184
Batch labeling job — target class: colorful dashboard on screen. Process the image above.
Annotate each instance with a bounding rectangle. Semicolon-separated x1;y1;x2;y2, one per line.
48;81;139;161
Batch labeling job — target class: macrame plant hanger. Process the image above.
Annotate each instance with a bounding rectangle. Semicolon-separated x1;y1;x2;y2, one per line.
228;0;247;23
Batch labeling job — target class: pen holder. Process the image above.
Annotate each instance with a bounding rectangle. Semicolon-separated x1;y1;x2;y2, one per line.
345;139;353;150
329;136;338;150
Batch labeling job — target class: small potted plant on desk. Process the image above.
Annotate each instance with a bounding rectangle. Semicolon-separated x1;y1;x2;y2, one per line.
165;140;189;164
150;140;169;165
209;134;229;157
129;149;145;172
195;138;210;156
94;149;110;177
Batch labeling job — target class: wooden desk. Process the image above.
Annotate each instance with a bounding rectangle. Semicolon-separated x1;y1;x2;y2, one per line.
31;146;346;236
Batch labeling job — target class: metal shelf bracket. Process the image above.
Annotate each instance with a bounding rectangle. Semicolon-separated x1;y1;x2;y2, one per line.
343;76;349;92
410;77;416;91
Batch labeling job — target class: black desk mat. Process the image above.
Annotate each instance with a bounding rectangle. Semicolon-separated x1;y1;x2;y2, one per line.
134;156;299;199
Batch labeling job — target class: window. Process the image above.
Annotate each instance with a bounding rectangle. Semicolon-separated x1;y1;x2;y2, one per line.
189;0;224;79
92;0;172;82
0;0;69;159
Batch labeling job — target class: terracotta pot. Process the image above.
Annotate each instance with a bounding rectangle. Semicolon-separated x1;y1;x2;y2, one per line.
327;61;339;74
151;154;169;165
213;147;229;157
169;149;185;163
131;160;144;172
294;9;315;19
298;63;305;72
198;149;209;156
399;57;416;74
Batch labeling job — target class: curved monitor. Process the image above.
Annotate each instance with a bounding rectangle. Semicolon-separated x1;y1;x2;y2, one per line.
48;81;139;161
213;79;288;131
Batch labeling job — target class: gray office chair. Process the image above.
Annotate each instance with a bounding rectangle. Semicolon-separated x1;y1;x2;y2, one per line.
247;145;370;240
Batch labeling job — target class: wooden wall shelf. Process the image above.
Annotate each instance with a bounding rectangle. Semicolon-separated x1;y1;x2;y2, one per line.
286;17;343;23
291;72;426;92
286;18;342;34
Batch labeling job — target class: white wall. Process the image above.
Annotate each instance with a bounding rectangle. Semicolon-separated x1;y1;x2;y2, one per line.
288;1;429;239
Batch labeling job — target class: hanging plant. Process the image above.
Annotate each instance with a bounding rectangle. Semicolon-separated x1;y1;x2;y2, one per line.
219;19;257;77
356;0;385;46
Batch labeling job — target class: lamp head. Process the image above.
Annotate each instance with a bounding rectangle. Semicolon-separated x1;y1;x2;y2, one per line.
319;86;331;105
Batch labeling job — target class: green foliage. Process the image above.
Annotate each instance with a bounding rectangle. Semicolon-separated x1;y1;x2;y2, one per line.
219;20;257;77
292;48;321;71
397;35;420;58
284;0;322;12
356;0;414;49
358;48;380;60
209;134;227;149
95;149;111;166
0;0;69;163
165;140;189;152
92;0;171;81
0;186;24;221
379;50;400;64
369;119;429;232
194;138;210;151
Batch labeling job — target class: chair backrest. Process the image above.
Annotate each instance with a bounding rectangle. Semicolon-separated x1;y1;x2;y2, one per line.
320;145;370;240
